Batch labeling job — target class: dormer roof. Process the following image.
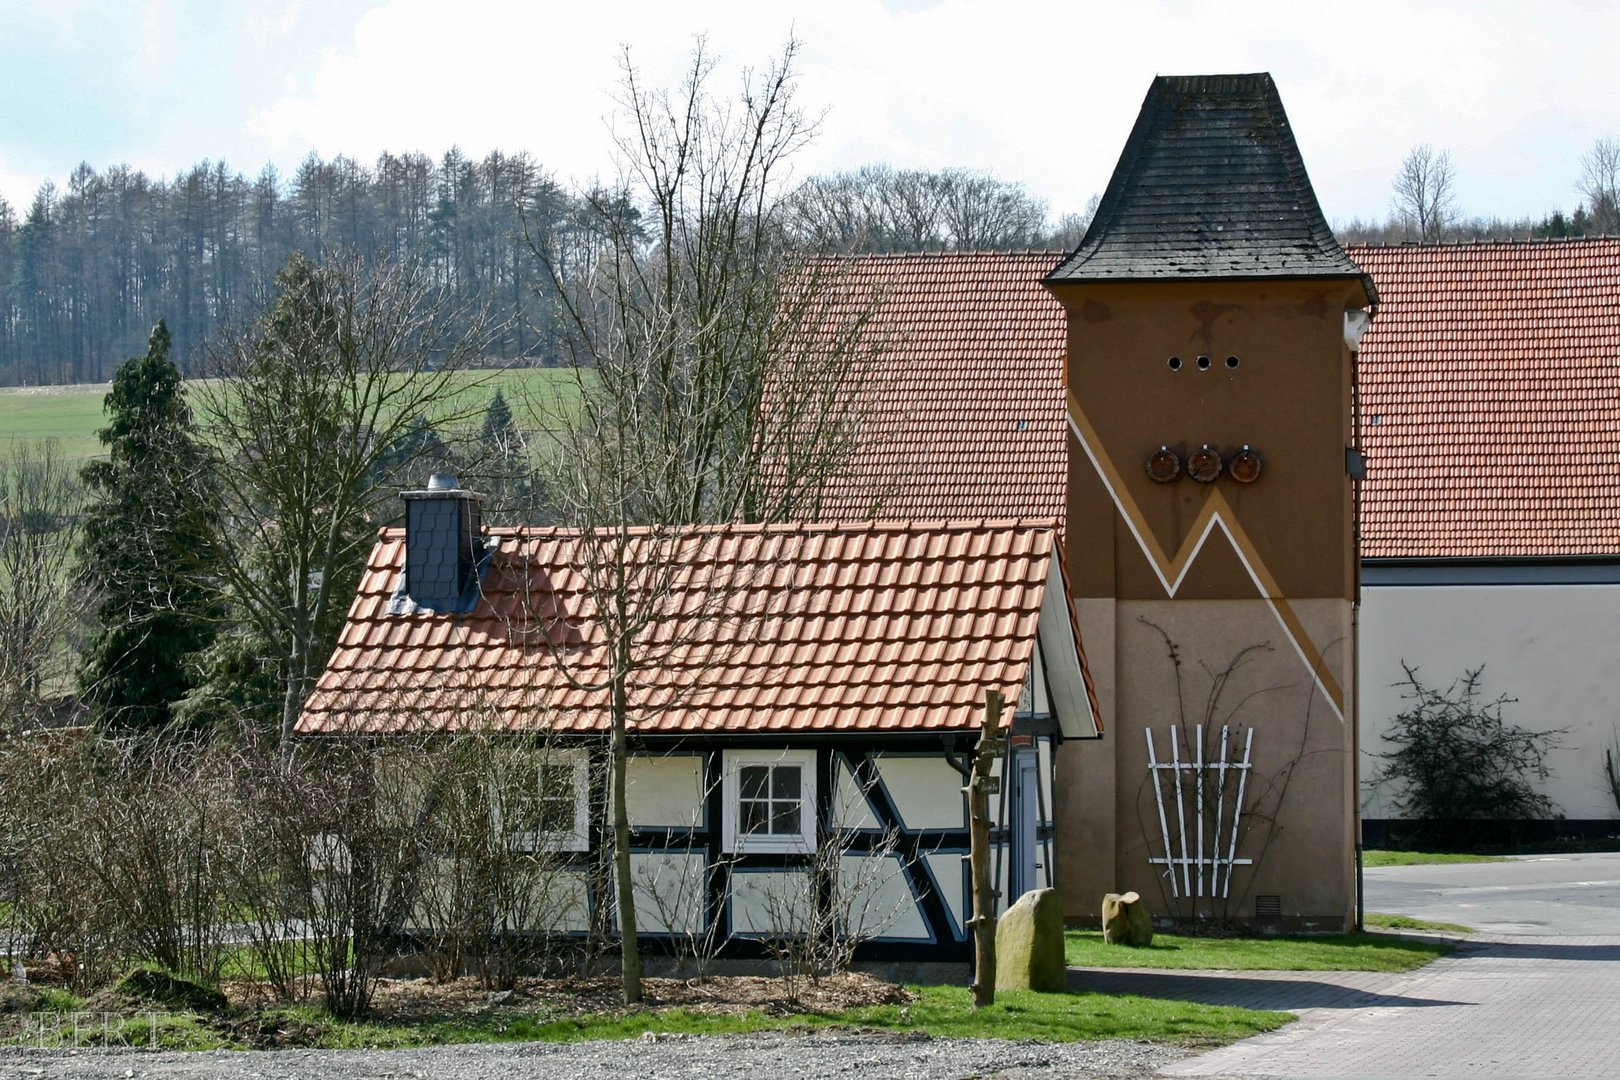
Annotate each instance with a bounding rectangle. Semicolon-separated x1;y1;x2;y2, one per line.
1047;73;1376;303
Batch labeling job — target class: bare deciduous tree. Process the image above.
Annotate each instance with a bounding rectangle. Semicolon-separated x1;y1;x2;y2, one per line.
199;251;491;742
0;438;83;722
1578;136;1620;234
1392;144;1458;242
527;38;884;1005
786;164;1054;253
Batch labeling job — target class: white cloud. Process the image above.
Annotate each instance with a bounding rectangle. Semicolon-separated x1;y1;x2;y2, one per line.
7;0;1620;223
0;162;41;212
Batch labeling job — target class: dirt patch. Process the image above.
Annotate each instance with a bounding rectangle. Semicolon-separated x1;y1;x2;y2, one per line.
365;971;914;1024
4;970;916;1050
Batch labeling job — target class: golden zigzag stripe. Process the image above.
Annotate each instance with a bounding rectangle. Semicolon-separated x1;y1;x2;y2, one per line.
1067;390;1345;720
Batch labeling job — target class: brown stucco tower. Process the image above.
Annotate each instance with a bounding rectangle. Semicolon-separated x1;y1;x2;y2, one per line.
1046;74;1376;930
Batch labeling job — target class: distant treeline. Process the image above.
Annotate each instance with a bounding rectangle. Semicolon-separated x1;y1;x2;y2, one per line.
0;151;593;386
14;143;1596;389
0;151;1099;388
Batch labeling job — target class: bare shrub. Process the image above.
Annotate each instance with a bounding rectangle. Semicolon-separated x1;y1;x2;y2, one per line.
0;730;115;989
749;774;919;999
69;736;238;985
243;736;440;1017
410;729;584;989
1373;663;1562;844
1605;727;1620;818
0;732;242;991
0;438;84;722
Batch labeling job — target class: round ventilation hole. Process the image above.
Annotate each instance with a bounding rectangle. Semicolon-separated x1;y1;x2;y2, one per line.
1225;355;1240;369
1196;355;1211;371
1168;356;1183;372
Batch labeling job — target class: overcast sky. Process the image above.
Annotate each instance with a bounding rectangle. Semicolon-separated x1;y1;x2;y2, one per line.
3;0;1616;229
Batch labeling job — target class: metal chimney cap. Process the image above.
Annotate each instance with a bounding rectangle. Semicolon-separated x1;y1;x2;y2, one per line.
427;473;460;491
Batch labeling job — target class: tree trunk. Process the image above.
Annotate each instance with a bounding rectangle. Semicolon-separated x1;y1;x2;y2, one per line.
969;689;1005;1008
280;635;306;746
611;672;642;1004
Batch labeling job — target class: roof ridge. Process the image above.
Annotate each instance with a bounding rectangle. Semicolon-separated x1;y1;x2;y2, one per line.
827;249;1069;262
374;518;1064;541
1347;235;1620;250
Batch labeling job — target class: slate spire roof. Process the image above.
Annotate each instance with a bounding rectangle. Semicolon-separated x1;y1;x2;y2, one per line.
1047;73;1376;302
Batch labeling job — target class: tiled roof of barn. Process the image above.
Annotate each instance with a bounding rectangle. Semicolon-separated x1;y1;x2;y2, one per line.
811;251;1069;525
298;519;1071;737
1351;237;1620;559
1048;73;1375;301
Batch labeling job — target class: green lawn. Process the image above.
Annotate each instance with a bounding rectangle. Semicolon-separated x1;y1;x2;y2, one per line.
3;983;1290;1052
0;367;584;463
1363;850;1508;868
1065;930;1451;973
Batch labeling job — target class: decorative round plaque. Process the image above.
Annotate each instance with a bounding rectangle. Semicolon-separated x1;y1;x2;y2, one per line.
1146;446;1181;483
1230;445;1262;484
1188;443;1223;484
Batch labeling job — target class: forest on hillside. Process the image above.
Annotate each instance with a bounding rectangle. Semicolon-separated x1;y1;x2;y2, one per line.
0;135;1614;387
0;153;1080;387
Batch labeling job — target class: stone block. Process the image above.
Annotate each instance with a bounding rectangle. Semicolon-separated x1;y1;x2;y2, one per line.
1102;890;1154;946
995;887;1066;992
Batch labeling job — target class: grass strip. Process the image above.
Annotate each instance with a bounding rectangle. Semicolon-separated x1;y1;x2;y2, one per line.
1362;912;1474;933
1362;850;1508;868
1065;930;1451;973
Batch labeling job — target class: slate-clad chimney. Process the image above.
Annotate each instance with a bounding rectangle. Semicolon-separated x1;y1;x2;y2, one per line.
398;474;485;613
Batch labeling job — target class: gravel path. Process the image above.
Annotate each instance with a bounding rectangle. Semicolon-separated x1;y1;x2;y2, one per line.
0;1031;1188;1079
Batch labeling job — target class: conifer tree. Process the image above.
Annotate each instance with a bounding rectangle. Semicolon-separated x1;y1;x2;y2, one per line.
472;388;543;522
79;321;219;731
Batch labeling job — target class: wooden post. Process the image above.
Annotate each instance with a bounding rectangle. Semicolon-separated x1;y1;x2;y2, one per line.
969;689;1005;1008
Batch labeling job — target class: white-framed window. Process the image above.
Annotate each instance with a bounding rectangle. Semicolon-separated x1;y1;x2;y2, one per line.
501;748;590;852
722;749;817;854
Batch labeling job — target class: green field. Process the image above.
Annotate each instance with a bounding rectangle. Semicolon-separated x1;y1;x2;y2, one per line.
0;367;585;462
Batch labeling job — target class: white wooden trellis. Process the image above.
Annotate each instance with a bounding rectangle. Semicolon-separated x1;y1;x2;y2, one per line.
1145;724;1254;899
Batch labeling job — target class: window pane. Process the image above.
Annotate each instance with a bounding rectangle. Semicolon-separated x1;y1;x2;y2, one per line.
537;764;576;834
538;797;571;833
771;765;800;801
740;766;769;800
540;764;573;799
772;802;800;836
740;800;767;834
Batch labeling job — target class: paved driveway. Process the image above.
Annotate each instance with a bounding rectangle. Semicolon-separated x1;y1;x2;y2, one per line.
1365;851;1620;935
1094;853;1620;1079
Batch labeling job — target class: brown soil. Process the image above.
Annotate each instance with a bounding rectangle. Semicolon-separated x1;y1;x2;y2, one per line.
222;972;912;1048
381;971;910;1019
5;970;915;1050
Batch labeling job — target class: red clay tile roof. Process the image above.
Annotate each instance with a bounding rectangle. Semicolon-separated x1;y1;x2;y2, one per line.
1350;239;1620;558
811;251;1069;525
299;519;1061;737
